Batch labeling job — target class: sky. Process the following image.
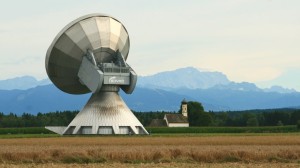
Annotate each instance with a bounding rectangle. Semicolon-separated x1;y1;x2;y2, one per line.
0;0;299;90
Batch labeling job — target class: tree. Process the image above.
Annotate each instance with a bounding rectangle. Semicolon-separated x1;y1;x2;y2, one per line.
1;113;20;127
263;111;290;126
247;117;259;127
210;112;228;126
198;112;213;126
256;113;265;126
242;113;259;127
187;101;212;126
0;112;3;127
297;120;300;129
291;110;300;125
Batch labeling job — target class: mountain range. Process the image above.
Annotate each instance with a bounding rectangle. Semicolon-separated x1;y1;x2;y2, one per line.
137;67;230;90
0;76;50;90
0;67;299;115
138;67;297;94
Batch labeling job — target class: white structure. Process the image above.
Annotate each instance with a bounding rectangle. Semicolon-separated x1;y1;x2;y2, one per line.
45;14;148;135
181;98;188;117
164;114;189;127
149;99;189;127
46;92;147;135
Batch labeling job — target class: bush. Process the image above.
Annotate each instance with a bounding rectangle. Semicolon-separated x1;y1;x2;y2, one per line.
297;120;300;129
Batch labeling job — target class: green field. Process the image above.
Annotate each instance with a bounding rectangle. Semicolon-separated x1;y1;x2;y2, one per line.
0;127;53;134
147;125;299;134
0;125;298;136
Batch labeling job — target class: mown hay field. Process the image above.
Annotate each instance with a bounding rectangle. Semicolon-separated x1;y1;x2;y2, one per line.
0;134;299;167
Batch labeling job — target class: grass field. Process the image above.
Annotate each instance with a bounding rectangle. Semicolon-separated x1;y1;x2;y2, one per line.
0;133;299;167
1;162;300;168
147;125;299;133
0;125;298;135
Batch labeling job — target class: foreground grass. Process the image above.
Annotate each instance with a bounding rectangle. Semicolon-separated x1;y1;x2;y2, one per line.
0;134;299;165
1;163;300;168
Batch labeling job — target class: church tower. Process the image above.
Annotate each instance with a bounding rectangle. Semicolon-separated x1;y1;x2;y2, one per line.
181;98;188;117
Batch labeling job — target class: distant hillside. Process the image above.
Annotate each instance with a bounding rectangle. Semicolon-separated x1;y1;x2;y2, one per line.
1;83;300;114
0;85;90;115
173;88;300;111
0;85;199;115
0;67;300;114
0;76;50;90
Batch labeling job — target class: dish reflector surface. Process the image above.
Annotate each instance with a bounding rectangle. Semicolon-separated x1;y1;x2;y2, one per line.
46;14;130;94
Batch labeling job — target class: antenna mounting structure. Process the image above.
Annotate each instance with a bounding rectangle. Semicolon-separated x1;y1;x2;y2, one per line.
45;14;147;135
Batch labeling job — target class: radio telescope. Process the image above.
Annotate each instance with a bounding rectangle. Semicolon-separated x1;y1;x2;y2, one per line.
45;14;148;135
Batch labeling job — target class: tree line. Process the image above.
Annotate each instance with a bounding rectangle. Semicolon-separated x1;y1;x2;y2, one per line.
184;101;300;127
0;101;300;128
0;111;78;128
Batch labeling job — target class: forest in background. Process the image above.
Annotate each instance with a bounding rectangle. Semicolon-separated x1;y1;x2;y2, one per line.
0;101;300;128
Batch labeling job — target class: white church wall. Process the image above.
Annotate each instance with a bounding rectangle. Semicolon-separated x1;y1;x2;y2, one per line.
168;123;189;127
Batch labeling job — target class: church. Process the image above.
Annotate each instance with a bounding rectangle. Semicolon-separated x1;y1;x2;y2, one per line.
149;99;189;127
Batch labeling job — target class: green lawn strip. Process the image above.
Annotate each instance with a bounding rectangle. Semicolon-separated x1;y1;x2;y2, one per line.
146;125;299;134
0;134;60;139
0;127;53;134
0;126;298;139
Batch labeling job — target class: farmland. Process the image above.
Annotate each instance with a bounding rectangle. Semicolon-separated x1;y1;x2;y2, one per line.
0;133;299;167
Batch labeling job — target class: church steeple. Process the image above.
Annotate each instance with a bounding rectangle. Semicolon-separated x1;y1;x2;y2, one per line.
181;98;188;117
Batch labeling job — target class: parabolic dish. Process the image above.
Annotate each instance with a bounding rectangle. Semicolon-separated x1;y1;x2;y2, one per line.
46;13;130;94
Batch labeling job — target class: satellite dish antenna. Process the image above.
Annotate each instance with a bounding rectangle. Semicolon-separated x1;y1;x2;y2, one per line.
45;14;148;135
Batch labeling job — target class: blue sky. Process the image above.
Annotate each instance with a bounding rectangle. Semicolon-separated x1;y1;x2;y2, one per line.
0;0;299;90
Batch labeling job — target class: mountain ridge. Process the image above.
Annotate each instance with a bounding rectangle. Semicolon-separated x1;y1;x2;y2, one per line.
138;67;231;90
138;67;297;94
0;76;51;90
0;67;296;94
0;84;299;114
0;67;299;114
